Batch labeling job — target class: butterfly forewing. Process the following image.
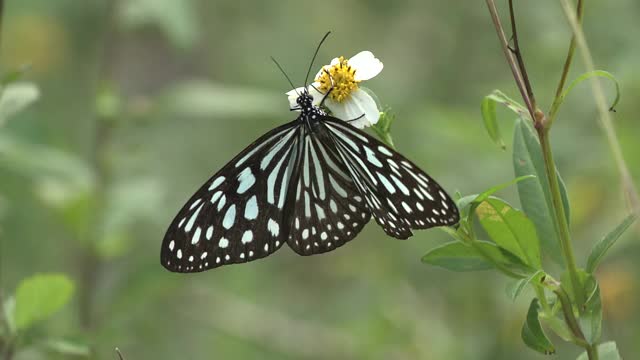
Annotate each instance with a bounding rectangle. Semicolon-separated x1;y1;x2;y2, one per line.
161;121;302;272
285;124;372;255
322;117;460;239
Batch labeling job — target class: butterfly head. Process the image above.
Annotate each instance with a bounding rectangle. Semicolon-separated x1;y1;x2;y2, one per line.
296;89;314;108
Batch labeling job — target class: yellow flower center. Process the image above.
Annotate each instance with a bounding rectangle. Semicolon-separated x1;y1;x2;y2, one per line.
315;56;359;103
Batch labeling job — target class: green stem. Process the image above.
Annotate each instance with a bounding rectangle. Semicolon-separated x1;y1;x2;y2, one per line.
547;0;584;130
538;130;584;307
553;287;589;348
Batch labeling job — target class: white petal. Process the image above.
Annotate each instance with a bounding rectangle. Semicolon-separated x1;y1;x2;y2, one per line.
325;89;380;129
308;83;324;106
286;87;307;110
348;51;383;81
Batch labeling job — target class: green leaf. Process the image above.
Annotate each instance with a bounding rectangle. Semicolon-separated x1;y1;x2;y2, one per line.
422;240;530;277
119;0;199;49
456;175;534;221
44;339;91;357
539;312;577;343
521;298;555;355
484;90;529;117
422;241;494;271
421;240;526;273
0;82;40;126
579;275;602;344
480;90;529;150
561;70;621;112
576;342;621;360
560;268;591;308
476;198;541;269
506;270;545;302
1;65;32;86
2;296;17;335
481;95;504;149
14;274;75;331
371;107;396;148
513;117;569;265
586;213;637;273
471;176;535;207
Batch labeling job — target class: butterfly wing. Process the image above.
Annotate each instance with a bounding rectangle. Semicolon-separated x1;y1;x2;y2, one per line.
161;120;303;272
284;123;371;255
322;117;459;239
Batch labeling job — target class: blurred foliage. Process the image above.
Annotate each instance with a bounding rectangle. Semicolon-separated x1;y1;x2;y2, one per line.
1;0;639;359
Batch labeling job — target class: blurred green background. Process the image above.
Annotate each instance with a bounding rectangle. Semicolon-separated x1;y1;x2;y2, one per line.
1;0;639;359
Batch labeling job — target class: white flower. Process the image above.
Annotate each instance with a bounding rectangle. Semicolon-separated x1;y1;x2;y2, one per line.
286;51;383;129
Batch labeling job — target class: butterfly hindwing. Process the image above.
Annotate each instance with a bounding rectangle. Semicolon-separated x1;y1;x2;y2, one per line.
284;124;372;255
322;116;460;239
161;121;302;272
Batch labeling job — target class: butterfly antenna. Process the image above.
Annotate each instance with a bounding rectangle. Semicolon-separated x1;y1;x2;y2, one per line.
304;31;331;88
271;56;298;95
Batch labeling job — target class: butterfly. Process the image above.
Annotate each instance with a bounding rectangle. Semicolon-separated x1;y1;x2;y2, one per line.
161;34;460;273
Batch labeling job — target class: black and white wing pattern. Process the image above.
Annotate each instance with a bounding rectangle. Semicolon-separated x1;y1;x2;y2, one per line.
161;121;302;272
321;116;459;239
162;97;459;272
284;124;371;255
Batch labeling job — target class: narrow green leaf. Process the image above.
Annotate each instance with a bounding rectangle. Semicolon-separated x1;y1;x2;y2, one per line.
476;198;541;269
513;118;569;265
562;70;621;112
14;274;75;330
484;89;529;117
472;176;535;206
586;213;637;273
521;299;556;355
579;275;602;344
480;90;528;150
481;95;505;149
560;268;590;308
456;175;534;222
506;270;545;302
576;342;621;360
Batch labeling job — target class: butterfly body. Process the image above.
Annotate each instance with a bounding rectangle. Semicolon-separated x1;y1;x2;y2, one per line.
161;89;459;272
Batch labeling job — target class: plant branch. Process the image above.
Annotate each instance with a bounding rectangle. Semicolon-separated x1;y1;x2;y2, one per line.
485;0;536;120
508;0;536;110
0;0;4;58
558;0;640;217
547;0;584;130
486;0;583;306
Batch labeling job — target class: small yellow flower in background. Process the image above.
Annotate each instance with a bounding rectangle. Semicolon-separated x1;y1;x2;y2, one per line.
287;51;383;129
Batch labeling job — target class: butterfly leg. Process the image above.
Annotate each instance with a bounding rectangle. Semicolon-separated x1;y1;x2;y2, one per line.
345;114;365;124
318;69;335;107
